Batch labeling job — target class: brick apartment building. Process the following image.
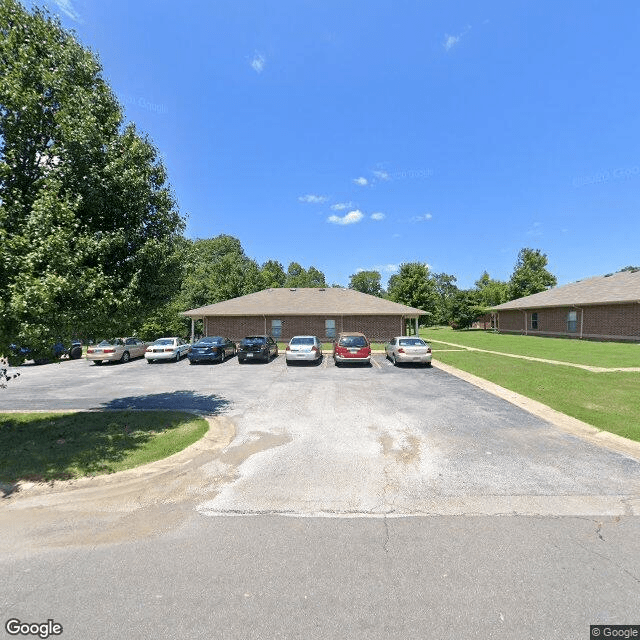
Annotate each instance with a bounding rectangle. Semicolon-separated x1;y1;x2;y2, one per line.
490;270;640;342
182;287;426;342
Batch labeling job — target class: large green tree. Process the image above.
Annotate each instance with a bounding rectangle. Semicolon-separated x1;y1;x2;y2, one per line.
431;272;458;325
448;289;484;329
0;0;184;360
284;262;327;288
386;262;436;322
474;271;509;307
259;260;286;288
180;235;262;310
508;248;557;300
348;270;383;297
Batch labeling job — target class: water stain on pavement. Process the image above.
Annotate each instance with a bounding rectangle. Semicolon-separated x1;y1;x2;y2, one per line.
379;432;422;466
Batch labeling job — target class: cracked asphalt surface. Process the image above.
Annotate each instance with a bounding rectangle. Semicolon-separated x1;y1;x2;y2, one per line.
1;354;639;639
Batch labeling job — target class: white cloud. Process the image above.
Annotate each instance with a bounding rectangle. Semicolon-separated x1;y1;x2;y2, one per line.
51;0;80;21
374;264;400;274
444;25;471;52
330;202;352;211
371;212;385;221
444;35;460;51
298;194;327;204
411;213;433;222
327;210;364;225
353;177;368;186
372;170;390;181
250;53;266;73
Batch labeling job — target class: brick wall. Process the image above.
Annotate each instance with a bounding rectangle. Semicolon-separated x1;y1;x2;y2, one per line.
204;315;406;342
497;303;640;341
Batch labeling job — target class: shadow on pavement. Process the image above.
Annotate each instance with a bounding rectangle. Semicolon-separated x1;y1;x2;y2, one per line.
101;390;231;414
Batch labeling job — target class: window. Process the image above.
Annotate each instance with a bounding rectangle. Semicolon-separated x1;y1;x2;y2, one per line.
325;319;336;338
531;312;538;330
567;310;578;333
271;320;282;338
338;336;367;348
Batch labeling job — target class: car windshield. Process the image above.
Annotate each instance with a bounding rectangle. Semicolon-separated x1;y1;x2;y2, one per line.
98;339;123;346
241;337;265;345
153;338;175;346
339;336;367;348
290;337;315;345
399;339;426;347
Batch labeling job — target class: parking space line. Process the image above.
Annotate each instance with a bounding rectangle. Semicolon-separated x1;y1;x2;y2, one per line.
371;357;382;369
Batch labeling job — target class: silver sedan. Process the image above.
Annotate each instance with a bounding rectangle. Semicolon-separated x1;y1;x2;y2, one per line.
385;336;432;366
285;336;323;365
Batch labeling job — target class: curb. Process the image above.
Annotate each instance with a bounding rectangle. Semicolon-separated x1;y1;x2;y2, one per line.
432;359;640;462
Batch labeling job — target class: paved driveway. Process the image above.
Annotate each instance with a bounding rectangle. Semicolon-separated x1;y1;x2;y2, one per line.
2;354;639;517
3;355;640;639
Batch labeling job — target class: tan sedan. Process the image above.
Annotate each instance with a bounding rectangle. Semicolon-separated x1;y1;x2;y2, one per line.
86;337;149;365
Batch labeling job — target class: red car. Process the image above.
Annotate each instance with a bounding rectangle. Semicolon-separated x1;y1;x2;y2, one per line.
333;332;371;366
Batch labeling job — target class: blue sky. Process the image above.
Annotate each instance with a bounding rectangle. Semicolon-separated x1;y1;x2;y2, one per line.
31;0;640;289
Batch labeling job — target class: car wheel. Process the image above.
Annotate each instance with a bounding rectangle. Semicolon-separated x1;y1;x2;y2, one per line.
392;354;398;366
147;359;153;364
93;360;102;366
120;351;130;364
69;346;82;360
220;349;226;362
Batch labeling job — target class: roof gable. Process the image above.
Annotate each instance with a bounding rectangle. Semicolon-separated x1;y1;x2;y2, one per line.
183;288;426;317
492;270;640;310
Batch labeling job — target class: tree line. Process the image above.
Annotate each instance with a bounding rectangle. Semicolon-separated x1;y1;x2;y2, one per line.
0;0;559;361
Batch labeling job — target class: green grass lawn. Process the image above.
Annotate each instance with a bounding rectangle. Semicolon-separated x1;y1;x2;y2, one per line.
0;410;209;484
423;326;640;368
424;329;640;441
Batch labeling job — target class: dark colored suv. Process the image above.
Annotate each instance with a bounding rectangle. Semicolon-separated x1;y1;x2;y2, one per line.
237;335;278;363
333;332;371;366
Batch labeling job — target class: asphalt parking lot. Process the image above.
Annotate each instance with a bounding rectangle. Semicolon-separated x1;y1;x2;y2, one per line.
3;352;640;640
1;351;418;412
2;352;639;517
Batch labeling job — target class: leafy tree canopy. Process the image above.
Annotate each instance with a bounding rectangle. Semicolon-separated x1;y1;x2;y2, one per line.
431;272;458;325
448;289;484;330
260;260;286;288
474;271;509;307
0;0;184;360
284;262;327;288
386;262;436;322
180;235;261;309
508;248;557;300
348;270;383;297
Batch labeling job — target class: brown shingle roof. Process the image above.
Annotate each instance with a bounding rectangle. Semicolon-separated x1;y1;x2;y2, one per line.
491;270;640;310
183;288;426;317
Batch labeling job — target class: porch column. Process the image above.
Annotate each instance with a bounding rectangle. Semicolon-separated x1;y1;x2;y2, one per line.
191;318;194;343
